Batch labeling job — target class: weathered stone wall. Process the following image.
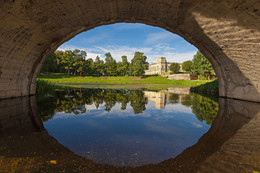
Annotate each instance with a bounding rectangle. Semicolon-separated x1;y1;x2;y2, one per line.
0;0;259;102
167;74;198;80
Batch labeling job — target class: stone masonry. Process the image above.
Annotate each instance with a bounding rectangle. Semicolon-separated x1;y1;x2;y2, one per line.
0;0;259;102
167;74;198;80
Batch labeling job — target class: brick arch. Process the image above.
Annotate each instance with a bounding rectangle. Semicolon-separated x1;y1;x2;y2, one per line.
0;0;259;102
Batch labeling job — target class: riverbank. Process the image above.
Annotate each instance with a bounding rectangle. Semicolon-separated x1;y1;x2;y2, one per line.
38;73;216;87
191;80;219;94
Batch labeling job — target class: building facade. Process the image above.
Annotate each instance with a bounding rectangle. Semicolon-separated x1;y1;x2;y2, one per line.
145;57;172;75
145;57;184;75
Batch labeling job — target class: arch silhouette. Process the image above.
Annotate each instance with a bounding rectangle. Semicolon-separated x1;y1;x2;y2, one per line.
0;0;259;102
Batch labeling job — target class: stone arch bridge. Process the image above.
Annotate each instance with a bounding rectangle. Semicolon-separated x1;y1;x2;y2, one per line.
0;0;259;102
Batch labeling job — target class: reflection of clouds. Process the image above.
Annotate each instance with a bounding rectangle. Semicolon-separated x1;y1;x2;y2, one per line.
191;122;203;128
145;102;192;114
145;102;193;120
164;104;193;114
94;103;151;118
53;102;193;120
85;104;100;110
53;103;152;119
53;112;77;119
144;120;184;136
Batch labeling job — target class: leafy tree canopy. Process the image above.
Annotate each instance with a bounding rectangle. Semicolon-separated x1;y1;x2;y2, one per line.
182;60;193;73
104;53;117;76
129;52;148;76
192;51;214;79
169;63;180;74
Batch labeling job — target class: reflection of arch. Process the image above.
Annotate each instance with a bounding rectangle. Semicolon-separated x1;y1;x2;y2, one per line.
0;1;259;102
1;96;259;172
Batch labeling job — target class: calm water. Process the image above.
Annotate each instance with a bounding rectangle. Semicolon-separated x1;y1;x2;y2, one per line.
1;87;260;172
37;88;218;167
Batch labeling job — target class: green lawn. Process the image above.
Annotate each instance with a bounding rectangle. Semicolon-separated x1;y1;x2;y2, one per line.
37;73;214;87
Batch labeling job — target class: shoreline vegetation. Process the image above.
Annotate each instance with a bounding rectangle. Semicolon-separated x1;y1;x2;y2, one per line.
38;49;218;93
41;50;216;80
37;73;219;94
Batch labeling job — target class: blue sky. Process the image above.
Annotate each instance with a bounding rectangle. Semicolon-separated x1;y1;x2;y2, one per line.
59;23;198;63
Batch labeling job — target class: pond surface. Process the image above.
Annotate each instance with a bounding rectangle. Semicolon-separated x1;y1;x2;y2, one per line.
1;87;260;173
37;88;218;167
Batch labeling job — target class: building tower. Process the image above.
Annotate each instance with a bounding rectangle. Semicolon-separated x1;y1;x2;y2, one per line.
156;57;167;75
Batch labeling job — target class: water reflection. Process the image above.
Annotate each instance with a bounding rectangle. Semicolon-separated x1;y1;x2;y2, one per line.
34;88;220;166
0;90;260;172
37;88;218;125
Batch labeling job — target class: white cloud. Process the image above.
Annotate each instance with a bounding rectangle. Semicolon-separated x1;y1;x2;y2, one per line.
111;23;148;30
82;31;111;44
58;44;196;63
145;32;177;44
149;51;197;63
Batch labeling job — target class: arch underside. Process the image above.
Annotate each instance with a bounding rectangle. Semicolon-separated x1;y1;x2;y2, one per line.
0;0;259;102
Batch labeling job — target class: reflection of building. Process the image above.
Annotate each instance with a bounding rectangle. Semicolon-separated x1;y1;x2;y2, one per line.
143;91;167;109
167;88;190;95
143;88;190;109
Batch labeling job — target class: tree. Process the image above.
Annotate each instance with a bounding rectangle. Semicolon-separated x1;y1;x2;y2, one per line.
169;63;180;74
104;53;117;76
117;55;129;76
192;51;214;79
93;56;105;76
129;52;148;76
60;50;74;75
85;58;94;75
55;50;65;73
182;60;193;73
73;49;87;76
41;53;58;73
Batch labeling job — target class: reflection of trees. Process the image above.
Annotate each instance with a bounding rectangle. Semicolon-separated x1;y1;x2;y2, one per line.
37;96;56;121
129;91;147;114
37;89;149;121
192;95;218;125
116;91;129;110
103;90;117;112
37;89;218;124
181;94;218;125
168;94;179;104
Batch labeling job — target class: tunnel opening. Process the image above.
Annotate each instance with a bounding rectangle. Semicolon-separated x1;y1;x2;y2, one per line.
37;23;217;80
33;23;221;167
0;1;260;171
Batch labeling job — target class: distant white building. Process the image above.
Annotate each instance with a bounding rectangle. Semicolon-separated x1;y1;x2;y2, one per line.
145;57;183;75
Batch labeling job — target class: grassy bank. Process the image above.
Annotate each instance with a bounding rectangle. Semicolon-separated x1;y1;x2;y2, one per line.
38;73;214;87
36;80;57;94
36;79;67;96
191;80;219;94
